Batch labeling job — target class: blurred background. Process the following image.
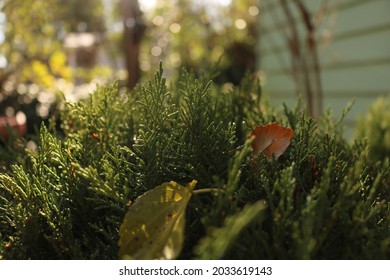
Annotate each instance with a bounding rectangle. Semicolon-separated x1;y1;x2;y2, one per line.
0;0;389;138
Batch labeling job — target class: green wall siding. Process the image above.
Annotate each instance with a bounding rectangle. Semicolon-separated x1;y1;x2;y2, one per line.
257;0;390;136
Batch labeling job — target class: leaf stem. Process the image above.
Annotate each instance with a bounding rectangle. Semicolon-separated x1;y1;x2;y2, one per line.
192;188;225;195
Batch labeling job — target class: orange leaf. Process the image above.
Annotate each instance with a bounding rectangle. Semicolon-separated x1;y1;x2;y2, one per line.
250;123;294;160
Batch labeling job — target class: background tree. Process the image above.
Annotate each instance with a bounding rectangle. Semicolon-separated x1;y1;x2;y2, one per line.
120;0;145;89
0;0;67;90
0;0;106;91
57;0;106;33
0;0;107;135
139;0;259;84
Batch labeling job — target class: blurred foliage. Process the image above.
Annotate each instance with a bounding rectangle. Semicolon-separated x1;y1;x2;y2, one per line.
0;0;66;89
0;0;105;89
73;66;113;84
0;0;262;88
139;0;259;83
355;95;390;163
0;0;108;135
56;0;106;33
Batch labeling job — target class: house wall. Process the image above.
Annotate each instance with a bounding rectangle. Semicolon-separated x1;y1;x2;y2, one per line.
256;0;390;137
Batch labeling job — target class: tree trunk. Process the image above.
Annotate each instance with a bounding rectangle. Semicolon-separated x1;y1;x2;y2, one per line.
121;0;145;90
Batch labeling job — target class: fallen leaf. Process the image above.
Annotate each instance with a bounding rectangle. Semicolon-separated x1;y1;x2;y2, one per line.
250;123;293;160
118;180;197;260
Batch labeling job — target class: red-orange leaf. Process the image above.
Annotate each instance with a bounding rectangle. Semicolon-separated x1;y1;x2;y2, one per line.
250;123;294;160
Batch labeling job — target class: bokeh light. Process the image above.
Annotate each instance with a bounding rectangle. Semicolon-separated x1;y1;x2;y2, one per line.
235;19;247;29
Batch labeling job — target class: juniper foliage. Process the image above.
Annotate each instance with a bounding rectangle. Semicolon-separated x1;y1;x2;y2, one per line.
0;65;389;259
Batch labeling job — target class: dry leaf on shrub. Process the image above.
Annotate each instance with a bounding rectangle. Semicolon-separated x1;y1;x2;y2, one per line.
250;123;293;160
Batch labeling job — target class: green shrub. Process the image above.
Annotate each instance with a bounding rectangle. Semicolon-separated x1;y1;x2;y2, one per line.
1;65;389;259
355;95;390;163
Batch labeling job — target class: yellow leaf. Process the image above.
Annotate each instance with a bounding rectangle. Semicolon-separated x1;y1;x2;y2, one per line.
118;180;197;260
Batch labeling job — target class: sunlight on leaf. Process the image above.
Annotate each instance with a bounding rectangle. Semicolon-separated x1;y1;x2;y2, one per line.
118;180;197;260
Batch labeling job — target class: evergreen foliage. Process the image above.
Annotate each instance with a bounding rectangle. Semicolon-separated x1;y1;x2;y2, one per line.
1;64;389;259
356;95;390;163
